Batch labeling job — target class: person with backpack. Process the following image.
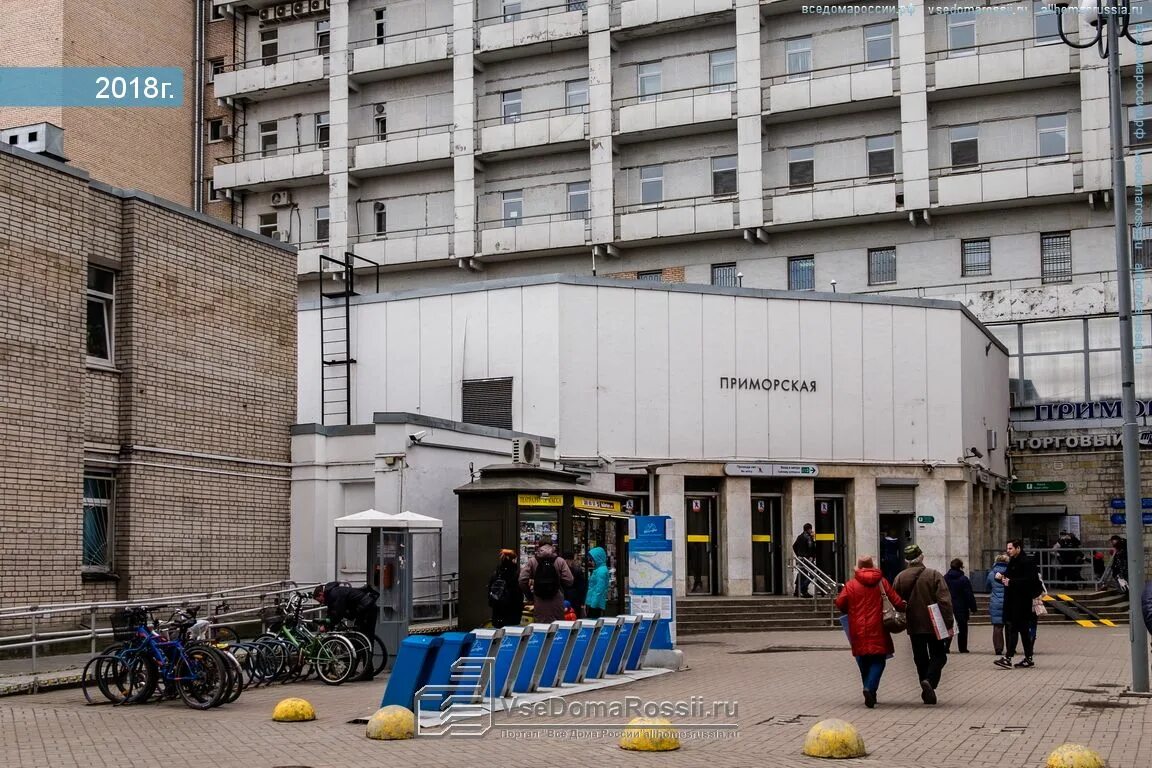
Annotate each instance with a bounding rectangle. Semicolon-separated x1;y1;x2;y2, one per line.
563;549;587;618
834;555;906;708
518;536;574;623
585;546;611;619
487;549;524;628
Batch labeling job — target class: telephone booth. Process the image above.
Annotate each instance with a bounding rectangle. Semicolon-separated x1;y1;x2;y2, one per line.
333;509;443;670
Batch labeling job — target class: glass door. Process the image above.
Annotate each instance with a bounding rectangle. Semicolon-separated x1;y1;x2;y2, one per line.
686;496;719;594
814;497;846;584
751;496;783;594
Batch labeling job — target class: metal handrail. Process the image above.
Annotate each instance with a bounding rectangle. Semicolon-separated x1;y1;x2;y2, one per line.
476;1;586;27
222;46;329;73
613;82;736;110
349;122;453;146
614;191;737;216
349;24;453;50
478;210;592;230
789;556;842;625
979;547;1120;591
477;104;588;129
217;142;328;164
762;58;896;89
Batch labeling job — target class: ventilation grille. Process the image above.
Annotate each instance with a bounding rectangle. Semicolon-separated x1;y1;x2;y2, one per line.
462;377;513;430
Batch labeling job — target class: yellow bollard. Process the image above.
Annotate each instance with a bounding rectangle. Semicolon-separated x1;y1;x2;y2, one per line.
802;718;867;759
618;717;682;752
272;697;316;722
1045;744;1107;768
365;705;416;741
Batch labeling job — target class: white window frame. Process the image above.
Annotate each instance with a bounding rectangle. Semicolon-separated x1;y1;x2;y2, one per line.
375;8;387;45
83;473;115;572
788;146;814;188
208;58;225;84
258;212;278;239
316;20;331;55
86;265;115;363
210;4;226;20
786;37;812;81
260;29;278;66
375;104;387;140
501;90;522;124
950;123;979;168
503;0;522;22
711;155;738;198
503;190;524;227
260;120;278;157
374;202;387;235
638;62;662;103
567;181;590;220
948;9;977;56
315;112;330;149
565;79;589;114
1034;1;1061;45
315;205;330;242
640;165;663;205
207;117;224;142
866;134;895;178
207;178;220;202
709;49;736;92
864;22;893;68
1037;113;1067;158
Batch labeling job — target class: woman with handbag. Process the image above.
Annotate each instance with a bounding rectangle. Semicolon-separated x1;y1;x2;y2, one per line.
835;555;907;708
994;539;1043;669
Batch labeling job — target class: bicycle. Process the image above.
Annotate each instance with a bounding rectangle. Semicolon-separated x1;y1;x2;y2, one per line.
255;594;358;685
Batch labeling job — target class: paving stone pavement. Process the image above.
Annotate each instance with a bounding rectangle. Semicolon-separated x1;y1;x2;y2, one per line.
0;624;1149;768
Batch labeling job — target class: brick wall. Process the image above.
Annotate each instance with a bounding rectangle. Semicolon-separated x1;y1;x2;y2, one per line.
603;267;686;282
0;146;296;607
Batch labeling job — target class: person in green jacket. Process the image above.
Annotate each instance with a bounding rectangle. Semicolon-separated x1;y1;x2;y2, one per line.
585;546;610;619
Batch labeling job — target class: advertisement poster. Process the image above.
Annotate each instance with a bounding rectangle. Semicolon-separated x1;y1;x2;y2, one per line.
628;515;676;649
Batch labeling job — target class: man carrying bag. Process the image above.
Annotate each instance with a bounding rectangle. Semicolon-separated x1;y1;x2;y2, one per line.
893;544;954;705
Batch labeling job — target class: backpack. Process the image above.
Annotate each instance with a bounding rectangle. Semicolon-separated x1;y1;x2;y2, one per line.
488;575;508;605
533;555;560;599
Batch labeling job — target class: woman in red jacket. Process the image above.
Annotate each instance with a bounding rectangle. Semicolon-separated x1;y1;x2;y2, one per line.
835;555;907;709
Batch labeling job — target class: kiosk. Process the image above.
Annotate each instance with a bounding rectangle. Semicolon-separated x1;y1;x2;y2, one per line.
333;509;443;670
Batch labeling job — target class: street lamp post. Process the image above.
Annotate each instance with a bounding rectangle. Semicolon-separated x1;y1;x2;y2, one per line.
1057;0;1149;692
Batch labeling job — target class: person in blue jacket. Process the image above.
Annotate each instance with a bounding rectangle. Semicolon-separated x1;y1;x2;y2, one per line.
585;546;611;619
986;554;1009;656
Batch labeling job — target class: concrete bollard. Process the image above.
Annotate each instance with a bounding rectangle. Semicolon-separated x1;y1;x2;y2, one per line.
1045;744;1107;768
802;718;867;759
272;697;316;722
365;705;416;740
618;717;682;752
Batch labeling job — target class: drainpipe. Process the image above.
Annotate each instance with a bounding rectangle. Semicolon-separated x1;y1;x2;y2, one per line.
193;0;206;210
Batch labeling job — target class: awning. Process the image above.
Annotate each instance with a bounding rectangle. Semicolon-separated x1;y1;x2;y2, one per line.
1011;505;1068;516
333;509;443;529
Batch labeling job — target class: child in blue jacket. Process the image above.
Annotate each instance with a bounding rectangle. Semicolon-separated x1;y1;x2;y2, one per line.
585;547;610;619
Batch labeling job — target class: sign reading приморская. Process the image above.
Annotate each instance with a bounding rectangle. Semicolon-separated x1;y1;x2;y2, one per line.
720;377;818;393
1031;399;1152;421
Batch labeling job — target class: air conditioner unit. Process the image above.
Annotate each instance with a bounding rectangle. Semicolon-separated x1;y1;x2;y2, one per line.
220;123;234;140
272;230;291;242
259;7;274;22
374;104;387;115
275;3;293;19
309;0;323;12
324;0;331;8
512;438;541;466
292;0;307;15
270;189;293;208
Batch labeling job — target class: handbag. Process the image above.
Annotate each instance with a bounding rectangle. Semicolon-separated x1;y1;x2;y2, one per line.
881;588;906;634
1032;595;1048;616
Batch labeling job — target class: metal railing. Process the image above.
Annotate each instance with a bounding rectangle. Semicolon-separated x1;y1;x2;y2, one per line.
222;46;330;73
476;1;586;28
979;547;1121;592
925;33;1078;63
217;141;329;164
931;150;1083;179
349;24;453;51
789;557;842;625
614;191;738;217
478;209;592;231
477;104;588;130
350;223;454;244
612;82;736;111
349;122;453;147
762;58;897;89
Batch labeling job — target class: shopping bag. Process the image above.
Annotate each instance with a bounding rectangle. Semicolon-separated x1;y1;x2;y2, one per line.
839;613;852;644
927;602;954;640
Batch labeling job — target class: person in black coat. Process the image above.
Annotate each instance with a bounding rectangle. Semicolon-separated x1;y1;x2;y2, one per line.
993;539;1043;669
1142;580;1152;636
562;550;588;618
944;559;978;653
487;550;525;628
313;581;379;637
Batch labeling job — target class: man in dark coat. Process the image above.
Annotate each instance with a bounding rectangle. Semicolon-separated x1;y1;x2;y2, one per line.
792;523;817;597
893;544;954;705
563;550;588;618
313;581;379;637
994;539;1043;669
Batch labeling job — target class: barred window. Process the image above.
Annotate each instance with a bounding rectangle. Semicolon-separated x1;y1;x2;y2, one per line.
868;247;897;285
637;270;663;281
711;263;739;287
961;239;991;277
83;474;114;572
1040;232;1072;284
1132;226;1152;270
788;256;814;291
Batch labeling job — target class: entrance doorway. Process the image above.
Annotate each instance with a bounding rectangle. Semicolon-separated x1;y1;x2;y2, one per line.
878;513;914;583
814;497;846;583
685;495;719;595
751;496;783;594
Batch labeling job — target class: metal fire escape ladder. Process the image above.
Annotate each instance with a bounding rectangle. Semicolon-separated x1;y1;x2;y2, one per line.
318;251;381;426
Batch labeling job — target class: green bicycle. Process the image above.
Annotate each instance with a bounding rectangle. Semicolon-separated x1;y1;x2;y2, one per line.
255;595;357;686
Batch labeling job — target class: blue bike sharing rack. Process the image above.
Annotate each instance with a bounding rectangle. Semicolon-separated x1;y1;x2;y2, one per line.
417;631;474;712
627;612;660;671
492;625;533;699
609;615;640;675
513;622;557;694
586;616;623;680
564;618;604;684
448;627;504;705
381;634;442;708
539;620;578;689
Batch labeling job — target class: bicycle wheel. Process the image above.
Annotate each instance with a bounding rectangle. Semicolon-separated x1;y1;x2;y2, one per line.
335;631;372;682
212;625;240;642
370;633;389;677
83;655;128;705
175;646;228;710
314;635;357;685
209;644;245;704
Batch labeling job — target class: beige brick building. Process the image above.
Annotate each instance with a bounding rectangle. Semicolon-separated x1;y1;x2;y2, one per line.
0;143;297;607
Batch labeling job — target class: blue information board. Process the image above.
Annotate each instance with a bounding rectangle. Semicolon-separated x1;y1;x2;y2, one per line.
628;516;675;649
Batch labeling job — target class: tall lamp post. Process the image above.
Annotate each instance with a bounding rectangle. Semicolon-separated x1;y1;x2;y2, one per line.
1057;0;1149;692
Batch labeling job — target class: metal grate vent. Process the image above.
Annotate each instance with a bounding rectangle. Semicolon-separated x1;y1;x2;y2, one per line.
462;377;513;430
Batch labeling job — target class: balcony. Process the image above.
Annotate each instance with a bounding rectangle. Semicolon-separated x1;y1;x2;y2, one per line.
762;61;898;119
616;195;737;241
476;3;587;59
618;0;735;31
214;48;329;103
931;154;1080;209
765;177;900;226
479;212;591;255
214;144;328;191
349;26;453;82
615;85;736;140
212;0;279;11
928;38;1076;97
351;225;454;266
350;125;454;176
479;108;588;156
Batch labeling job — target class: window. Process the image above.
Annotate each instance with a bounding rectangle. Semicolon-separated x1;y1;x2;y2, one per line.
711;155;737;197
86;265;114;362
788;256;815;291
501;90;522;124
503;0;522;22
1041;232;1072;284
638;62;661;103
637;270;663;281
568;0;587;10
1133;225;1152;270
567;181;590;220
503;190;523;227
207;178;220;202
640;165;663;204
375;104;387;139
1034;1;1061;44
868;247;897;285
207;58;225;83
83;474;114;571
375;8;387;44
710;49;736;91
948;9;976;55
258;212;278;239
711;263;739;287
950;124;979;167
260;120;278;156
260;29;278;66
316;20;331;55
788;146;814;187
1037;114;1067;157
864;22;893;67
315;206;330;242
374;202;387;235
315;112;330;149
207;118;225;142
211;4;226;20
786;37;812;81
566;79;589;113
1128;106;1152;148
867;134;895;177
462;377;513;430
961;238;992;277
